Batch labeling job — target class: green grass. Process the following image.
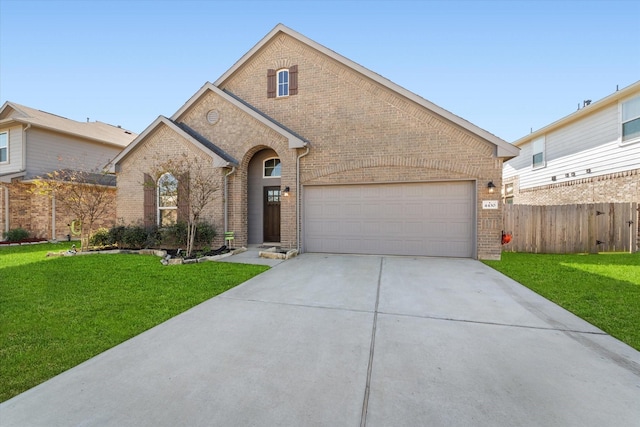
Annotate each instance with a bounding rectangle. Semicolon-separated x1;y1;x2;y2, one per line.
0;242;269;402
484;252;640;351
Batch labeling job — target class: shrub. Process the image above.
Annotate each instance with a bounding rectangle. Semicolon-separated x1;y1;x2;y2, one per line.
194;222;216;246
108;226;126;246
159;221;216;249
89;228;111;247
3;228;30;242
160;222;188;248
121;225;149;249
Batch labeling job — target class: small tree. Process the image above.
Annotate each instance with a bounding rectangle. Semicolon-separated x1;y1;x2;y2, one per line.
150;154;220;257
30;169;115;251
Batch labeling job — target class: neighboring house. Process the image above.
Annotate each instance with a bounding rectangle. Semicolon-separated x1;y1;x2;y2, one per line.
110;24;519;260
0;102;137;240
503;80;640;205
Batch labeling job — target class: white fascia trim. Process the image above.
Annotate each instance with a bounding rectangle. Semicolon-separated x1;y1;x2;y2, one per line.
108;116;233;172
214;24;516;157
513;80;640;147
1;116;128;149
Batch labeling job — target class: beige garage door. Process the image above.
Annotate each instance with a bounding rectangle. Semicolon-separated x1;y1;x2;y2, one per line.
304;181;475;257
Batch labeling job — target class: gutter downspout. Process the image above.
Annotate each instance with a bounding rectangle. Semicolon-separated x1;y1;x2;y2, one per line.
296;146;310;252
224;166;236;235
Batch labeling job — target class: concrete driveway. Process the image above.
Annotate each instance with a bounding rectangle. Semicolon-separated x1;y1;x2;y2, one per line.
2;254;639;426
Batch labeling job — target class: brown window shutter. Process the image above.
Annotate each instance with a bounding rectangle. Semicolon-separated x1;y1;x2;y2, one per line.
267;69;276;98
289;65;298;95
143;173;156;228
177;173;190;222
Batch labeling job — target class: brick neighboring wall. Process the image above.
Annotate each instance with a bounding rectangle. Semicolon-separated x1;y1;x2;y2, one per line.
507;169;639;205
1;181;116;241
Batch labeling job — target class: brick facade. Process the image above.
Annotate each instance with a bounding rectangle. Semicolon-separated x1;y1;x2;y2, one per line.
115;27;509;259
0;180;116;241
504;169;639;205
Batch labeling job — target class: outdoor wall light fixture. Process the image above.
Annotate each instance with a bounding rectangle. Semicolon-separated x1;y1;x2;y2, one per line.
283;186;290;197
487;181;496;193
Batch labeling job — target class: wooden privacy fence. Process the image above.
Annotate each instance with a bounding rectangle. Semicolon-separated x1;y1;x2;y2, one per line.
502;202;638;254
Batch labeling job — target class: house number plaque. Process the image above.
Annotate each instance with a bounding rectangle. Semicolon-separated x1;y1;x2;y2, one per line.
482;200;499;209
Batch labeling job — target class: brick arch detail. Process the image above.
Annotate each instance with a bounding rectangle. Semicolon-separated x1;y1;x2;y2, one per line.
228;143;296;248
239;144;286;171
303;155;483;182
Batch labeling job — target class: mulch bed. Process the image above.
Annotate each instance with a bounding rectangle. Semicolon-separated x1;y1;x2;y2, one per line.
0;238;49;246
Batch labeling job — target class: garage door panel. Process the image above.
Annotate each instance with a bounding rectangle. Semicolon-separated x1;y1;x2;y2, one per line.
304;182;474;257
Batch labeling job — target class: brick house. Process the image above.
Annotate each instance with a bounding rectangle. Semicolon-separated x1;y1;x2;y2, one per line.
503;80;640;205
110;24;519;260
0;102;137;240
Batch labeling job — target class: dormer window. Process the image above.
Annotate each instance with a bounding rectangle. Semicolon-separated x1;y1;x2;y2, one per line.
267;65;298;98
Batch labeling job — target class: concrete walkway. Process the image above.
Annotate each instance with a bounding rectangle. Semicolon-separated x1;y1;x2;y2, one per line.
2;254;639;426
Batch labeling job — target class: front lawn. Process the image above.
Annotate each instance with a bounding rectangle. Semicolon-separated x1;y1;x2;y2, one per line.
0;242;269;402
484;252;640;351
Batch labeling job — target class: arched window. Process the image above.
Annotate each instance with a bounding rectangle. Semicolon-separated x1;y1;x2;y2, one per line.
277;69;289;97
263;158;281;178
267;66;297;98
157;172;178;226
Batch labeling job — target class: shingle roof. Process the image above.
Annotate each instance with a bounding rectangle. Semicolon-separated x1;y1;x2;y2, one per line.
221;89;310;145
215;24;518;159
171;120;239;165
22;169;117;187
0;102;137;147
170;82;307;149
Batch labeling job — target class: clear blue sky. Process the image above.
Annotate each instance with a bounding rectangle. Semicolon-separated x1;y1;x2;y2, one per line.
1;0;638;142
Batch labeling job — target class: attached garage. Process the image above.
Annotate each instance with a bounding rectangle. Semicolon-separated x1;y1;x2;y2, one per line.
304;181;476;258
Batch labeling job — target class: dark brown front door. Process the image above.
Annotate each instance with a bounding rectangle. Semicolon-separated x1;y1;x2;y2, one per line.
263;186;281;242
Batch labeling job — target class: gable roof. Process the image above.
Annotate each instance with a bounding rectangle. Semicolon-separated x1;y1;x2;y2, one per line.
171;82;307;149
108;116;238;173
512;80;640;147
172;121;239;165
0;101;137;148
215;23;519;159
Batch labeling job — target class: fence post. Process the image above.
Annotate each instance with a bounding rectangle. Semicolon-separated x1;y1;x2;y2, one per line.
588;207;598;254
632;202;639;253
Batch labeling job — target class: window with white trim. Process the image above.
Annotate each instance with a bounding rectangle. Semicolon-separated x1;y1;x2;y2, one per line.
0;131;7;163
532;136;545;169
263;158;281;178
277;69;289;97
621;96;640;144
502;183;514;204
157;172;178;227
267;65;298;98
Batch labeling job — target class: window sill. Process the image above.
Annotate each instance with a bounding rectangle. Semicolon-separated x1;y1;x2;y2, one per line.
619;136;640;147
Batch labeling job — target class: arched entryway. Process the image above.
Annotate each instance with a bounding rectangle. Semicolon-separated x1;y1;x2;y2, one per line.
247;148;281;244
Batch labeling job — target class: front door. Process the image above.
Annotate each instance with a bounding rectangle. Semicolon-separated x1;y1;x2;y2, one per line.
263;186;281;242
